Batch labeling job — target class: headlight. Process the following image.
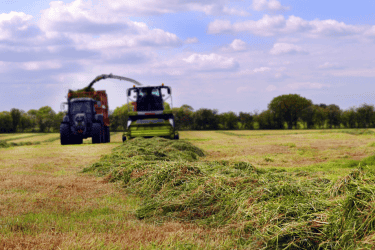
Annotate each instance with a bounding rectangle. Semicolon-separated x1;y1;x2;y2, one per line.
127;120;132;128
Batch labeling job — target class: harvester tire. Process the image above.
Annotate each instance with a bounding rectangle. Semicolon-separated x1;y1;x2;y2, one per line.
174;134;179;140
92;123;102;144
122;135;126;142
60;124;70;145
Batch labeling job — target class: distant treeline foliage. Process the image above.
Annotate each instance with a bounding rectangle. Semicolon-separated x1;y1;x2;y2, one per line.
2;94;375;133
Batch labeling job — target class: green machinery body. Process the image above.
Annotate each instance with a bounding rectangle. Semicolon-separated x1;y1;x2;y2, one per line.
123;85;179;141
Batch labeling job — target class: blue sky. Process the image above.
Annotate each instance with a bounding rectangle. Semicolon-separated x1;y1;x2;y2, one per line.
1;0;375;114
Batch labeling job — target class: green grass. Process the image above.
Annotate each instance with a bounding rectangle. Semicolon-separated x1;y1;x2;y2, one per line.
83;137;375;249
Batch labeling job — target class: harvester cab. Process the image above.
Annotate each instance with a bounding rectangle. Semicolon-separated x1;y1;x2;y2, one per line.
124;84;179;141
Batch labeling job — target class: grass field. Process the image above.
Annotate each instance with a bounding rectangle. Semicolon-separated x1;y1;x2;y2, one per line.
1;129;375;249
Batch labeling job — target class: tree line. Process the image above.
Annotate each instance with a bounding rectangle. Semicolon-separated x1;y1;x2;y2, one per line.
2;94;375;133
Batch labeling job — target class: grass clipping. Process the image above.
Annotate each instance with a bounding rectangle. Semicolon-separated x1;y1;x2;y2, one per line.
84;137;375;249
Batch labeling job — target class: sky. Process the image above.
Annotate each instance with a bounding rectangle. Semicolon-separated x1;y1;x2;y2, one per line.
1;0;375;114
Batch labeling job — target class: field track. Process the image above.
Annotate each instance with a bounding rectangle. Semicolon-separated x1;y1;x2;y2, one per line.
1;129;375;249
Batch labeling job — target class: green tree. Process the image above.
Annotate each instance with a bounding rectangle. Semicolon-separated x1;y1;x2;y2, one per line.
219;112;238;130
173;105;194;130
326;104;341;129
0;112;13;133
19;111;33;132
36;106;56;132
109;109;120;132
52;111;65;132
193;108;219;130
257;110;283;129
299;105;316;129
10;108;21;132
313;105;328;129
239;112;254;129
27;109;38;131
356;104;374;128
112;104;130;131
341;108;357;128
268;94;312;129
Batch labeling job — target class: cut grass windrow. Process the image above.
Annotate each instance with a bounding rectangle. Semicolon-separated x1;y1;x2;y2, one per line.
0;141;41;148
83;137;375;249
0;134;44;142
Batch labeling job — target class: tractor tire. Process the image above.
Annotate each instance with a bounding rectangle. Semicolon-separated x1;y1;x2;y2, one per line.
73;137;83;144
101;126;106;143
60;124;70;145
92;123;102;144
105;126;110;143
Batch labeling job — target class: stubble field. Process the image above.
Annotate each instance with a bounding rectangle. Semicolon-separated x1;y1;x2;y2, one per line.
1;129;375;249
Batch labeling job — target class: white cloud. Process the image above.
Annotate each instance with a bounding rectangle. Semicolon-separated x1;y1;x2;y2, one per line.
22;61;62;71
185;37;199;44
222;6;249;16
266;85;277;91
104;0;248;16
287;82;326;90
270;43;307;55
364;26;375;36
207;14;366;38
318;62;341;69
38;1;182;50
308;19;364;37
207;19;233;34
252;0;290;12
253;67;271;73
230;39;247;51
183;53;238;70
0;11;40;41
236;86;256;93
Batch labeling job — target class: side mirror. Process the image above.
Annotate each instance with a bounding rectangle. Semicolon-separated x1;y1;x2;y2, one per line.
60;102;67;111
97;101;101;107
127;89;131;96
167;88;171;94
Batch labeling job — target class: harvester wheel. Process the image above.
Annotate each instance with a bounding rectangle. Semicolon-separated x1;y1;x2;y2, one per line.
60;124;70;145
122;135;127;142
92;123;102;144
174;134;179;140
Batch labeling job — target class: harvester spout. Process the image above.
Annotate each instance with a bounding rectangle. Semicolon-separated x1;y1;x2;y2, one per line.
84;73;142;91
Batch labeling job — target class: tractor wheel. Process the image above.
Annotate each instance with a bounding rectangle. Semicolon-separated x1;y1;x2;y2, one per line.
105;126;110;143
92;123;102;144
60;124;70;145
101;126;106;143
75;137;83;144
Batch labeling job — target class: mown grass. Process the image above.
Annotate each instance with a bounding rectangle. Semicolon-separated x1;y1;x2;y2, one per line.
2;130;375;249
0;140;41;148
83;136;375;249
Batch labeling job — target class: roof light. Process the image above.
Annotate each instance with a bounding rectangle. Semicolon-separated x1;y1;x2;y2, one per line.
133;85;135;88
162;83;164;86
